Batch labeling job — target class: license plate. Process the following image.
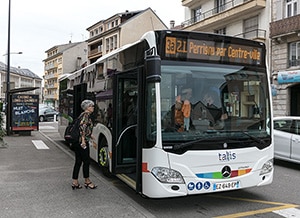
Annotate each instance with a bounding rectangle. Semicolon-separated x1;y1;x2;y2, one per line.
213;181;240;191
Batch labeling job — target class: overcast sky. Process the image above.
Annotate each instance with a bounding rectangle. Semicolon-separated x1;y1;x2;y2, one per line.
0;0;184;78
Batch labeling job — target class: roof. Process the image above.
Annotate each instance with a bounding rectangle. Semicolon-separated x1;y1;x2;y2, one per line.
86;9;144;30
45;42;83;53
0;61;42;80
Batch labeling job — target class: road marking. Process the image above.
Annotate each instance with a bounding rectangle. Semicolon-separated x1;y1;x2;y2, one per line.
212;195;298;218
39;126;55;129
273;208;300;217
32;140;49;149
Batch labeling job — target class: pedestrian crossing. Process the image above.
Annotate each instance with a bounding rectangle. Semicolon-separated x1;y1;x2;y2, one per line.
39;126;56;129
32;140;49;149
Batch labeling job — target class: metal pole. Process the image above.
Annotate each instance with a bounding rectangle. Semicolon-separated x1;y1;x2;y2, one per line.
6;0;11;136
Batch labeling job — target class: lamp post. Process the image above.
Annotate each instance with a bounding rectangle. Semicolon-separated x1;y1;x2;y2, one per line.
5;0;11;136
4;0;22;136
3;51;22;136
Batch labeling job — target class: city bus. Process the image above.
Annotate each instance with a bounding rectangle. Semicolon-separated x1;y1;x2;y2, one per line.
59;30;273;198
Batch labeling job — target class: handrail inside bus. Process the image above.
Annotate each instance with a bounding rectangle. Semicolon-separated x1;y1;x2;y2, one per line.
116;124;137;147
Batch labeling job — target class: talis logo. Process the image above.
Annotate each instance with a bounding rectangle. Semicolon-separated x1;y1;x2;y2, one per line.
218;151;236;161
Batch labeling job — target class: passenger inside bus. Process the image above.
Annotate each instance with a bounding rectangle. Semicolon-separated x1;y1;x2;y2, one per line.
174;88;192;132
202;89;228;130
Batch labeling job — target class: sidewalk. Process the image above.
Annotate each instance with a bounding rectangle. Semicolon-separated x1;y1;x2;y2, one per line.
0;130;153;218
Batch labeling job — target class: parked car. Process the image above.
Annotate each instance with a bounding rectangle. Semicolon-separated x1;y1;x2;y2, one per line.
39;107;59;122
273;116;300;164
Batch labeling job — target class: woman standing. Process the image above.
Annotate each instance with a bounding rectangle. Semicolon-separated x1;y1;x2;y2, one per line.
71;99;97;190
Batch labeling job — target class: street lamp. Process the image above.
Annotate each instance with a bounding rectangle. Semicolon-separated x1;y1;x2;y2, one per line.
3;52;22;56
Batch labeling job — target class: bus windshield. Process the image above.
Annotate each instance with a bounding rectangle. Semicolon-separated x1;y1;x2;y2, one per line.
152;61;271;150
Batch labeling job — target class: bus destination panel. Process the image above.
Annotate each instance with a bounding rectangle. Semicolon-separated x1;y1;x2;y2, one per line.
165;36;263;65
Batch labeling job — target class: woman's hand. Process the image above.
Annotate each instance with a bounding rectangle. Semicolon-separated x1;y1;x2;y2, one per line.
81;143;87;149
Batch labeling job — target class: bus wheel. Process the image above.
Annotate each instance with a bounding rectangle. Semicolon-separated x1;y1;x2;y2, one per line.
98;138;111;177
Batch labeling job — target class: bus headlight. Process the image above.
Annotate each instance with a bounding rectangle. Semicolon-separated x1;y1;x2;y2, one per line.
151;167;185;184
259;159;273;175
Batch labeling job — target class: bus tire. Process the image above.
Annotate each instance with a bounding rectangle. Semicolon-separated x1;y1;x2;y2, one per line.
98;137;111;177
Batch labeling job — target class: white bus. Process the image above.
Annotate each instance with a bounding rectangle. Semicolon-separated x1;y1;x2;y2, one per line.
59;30;273;198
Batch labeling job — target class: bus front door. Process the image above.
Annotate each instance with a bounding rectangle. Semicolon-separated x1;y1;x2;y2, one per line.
113;72;139;189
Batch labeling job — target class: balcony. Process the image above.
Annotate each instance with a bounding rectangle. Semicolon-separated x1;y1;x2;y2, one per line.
45;83;58;89
45;62;58;71
289;59;300;68
44;72;58;80
182;0;193;7
88;45;103;59
181;0;266;31
234;29;266;41
270;15;300;38
44;93;58;100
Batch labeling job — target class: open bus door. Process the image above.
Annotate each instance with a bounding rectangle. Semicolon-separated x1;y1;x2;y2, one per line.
73;84;87;118
112;70;143;193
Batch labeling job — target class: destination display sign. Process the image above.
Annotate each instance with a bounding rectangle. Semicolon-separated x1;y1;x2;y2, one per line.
165;36;263;65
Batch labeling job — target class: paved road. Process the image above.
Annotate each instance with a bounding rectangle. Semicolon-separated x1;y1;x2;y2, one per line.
6;122;299;218
0;128;154;218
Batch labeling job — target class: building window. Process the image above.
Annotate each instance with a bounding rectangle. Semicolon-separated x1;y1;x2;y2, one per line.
289;41;300;67
110;37;113;50
244;16;258;39
106;38;109;51
193;7;202;22
98;45;102;52
115;19;119;26
215;0;226;13
286;0;297;17
214;27;226;35
114;35;118;49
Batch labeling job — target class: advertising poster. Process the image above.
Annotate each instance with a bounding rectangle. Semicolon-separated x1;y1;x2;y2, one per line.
277;70;300;84
11;94;39;131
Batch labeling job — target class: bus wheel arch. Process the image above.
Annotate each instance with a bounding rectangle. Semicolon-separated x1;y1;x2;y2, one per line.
98;134;111;177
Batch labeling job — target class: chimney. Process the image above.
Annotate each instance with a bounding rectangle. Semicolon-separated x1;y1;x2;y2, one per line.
170;20;175;29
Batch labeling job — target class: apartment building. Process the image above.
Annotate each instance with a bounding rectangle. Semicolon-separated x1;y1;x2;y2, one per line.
86;8;167;64
181;0;269;43
270;0;300;116
43;42;88;107
0;61;42;104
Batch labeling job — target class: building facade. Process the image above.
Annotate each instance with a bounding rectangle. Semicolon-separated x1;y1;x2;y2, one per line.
270;0;300;116
181;0;269;44
43;42;88;107
86;8;167;64
0;61;42;106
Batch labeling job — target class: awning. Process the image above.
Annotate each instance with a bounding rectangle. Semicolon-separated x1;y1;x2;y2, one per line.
10;87;39;94
96;89;113;100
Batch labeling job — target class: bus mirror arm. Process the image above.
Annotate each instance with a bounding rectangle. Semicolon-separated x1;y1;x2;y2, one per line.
145;55;161;83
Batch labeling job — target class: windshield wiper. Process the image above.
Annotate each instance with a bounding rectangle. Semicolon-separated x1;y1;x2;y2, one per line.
172;131;268;151
173;136;227;151
239;131;266;145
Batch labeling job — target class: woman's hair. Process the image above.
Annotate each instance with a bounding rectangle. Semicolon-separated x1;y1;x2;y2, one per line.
81;99;94;110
